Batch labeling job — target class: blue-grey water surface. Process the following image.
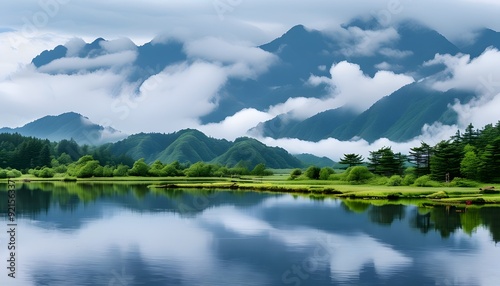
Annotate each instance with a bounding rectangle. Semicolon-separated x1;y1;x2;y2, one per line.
1;183;499;285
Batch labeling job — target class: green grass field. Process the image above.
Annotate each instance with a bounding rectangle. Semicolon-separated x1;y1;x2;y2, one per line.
3;174;499;207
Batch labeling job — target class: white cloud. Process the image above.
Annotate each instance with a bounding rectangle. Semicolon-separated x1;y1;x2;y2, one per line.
37;50;137;73
425;48;500;93
267;97;338;121
200;61;413;140
116;61;227;133
0;60;229;134
185;37;277;78
0;67;128;128
374;61;392;70
199;108;272;140
341;27;400;57
308;61;414;113
257;122;457;161
425;48;500;130
0;32;70;79
64;37;86;57
100;37;137;53
379;48;413;58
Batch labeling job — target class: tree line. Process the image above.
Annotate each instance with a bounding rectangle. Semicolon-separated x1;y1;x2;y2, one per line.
295;122;500;184
0;133;273;178
1;121;500;182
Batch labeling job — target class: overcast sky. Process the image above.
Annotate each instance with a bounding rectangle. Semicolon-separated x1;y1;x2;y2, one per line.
1;0;500;159
2;0;500;50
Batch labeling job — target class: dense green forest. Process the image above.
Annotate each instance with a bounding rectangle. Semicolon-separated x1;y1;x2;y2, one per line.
292;122;500;184
326;122;500;184
0;121;500;182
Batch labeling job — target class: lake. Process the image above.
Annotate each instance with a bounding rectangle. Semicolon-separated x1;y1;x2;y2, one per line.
1;182;500;286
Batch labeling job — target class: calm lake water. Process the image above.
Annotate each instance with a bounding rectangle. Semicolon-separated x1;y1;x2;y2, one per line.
1;183;500;286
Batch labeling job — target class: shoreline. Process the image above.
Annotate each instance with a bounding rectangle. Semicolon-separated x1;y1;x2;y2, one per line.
149;181;500;207
3;177;500;207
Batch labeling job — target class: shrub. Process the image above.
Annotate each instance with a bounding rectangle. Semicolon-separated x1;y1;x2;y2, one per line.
305;166;321;180
319;167;335;180
184;162;213;177
449;177;479;188
161;164;183;176
0;169;8;178
128;158;150;176
414;175;441;187
328;173;343;181
346;166;373;183
386;175;403;186
6;169;22;178
77;161;100;178
402;174;416;186
36;167;55;178
289;169;303;180
251;163;273;176
113;164;130;177
369;176;388;185
54;165;68;173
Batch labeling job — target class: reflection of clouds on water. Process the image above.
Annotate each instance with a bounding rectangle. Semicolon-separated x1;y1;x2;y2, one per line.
325;235;412;281
201;204;412;283
424;227;500;286
260;195;341;208
2;194;499;286
0;211;271;286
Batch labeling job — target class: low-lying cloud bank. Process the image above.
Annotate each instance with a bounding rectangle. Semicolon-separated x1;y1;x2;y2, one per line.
0;33;499;161
256;49;500;160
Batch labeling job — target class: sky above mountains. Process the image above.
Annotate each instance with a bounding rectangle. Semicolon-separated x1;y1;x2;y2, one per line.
1;0;500;160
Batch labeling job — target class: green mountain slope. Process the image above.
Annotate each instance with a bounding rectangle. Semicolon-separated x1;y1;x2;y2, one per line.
211;137;303;169
332;83;475;142
156;130;231;163
257;82;476;143
0;112;126;145
108;129;302;169
294;154;335;168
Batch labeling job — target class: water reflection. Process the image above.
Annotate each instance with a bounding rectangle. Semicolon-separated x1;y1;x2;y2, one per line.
0;183;499;285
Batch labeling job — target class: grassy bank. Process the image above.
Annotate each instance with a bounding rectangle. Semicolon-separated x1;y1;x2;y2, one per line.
4;175;499;207
147;177;500;206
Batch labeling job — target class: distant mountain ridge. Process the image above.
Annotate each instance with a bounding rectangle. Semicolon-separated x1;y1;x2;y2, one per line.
105;129;303;169
28;18;500;144
253;82;476;142
0;114;305;169
0;112;126;145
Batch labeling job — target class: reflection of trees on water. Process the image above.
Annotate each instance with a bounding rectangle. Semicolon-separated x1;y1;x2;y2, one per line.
341;200;371;213
410;206;500;242
0;184;52;217
0;182;271;217
342;200;406;225
369;205;406;226
341;200;500;242
3;183;500;243
480;207;500;243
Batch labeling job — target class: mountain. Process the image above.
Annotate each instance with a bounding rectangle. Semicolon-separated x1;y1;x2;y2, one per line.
251;106;358;141
463;28;500;57
106;129;302;169
255;82;476;142
156;129;231;163
211;137;303;169
32;37;186;83
340;19;461;77
293;154;335;168
28;19;500;144
0;112;126;145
